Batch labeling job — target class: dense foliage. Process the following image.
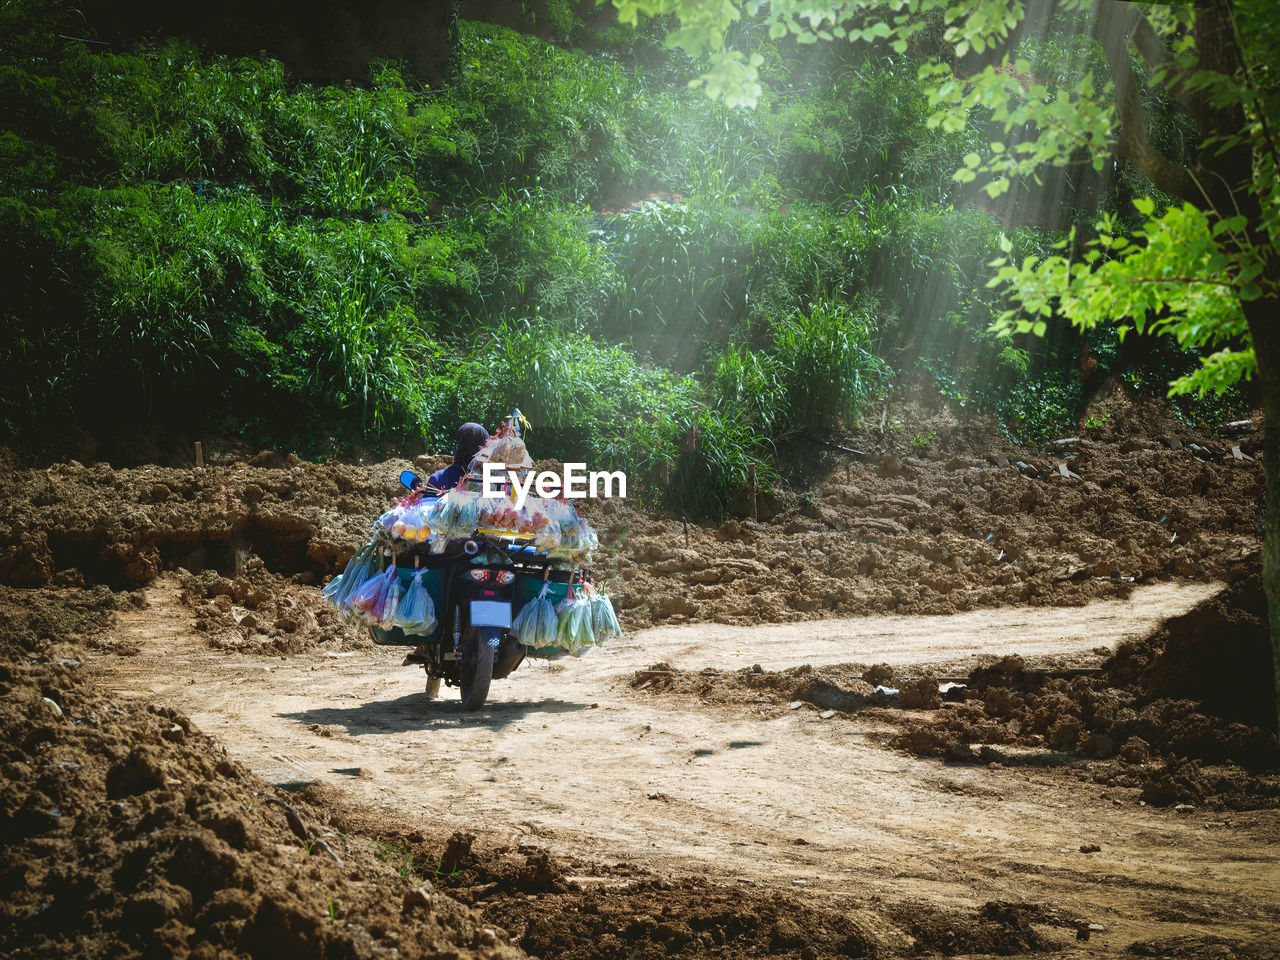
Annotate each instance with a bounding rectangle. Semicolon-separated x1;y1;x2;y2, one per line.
633;0;1280;733
0;0;1241;509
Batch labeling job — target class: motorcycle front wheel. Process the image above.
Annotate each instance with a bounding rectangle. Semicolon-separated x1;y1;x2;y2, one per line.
458;634;494;711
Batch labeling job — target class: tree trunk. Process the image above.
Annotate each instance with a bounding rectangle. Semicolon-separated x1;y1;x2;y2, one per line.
1246;297;1280;734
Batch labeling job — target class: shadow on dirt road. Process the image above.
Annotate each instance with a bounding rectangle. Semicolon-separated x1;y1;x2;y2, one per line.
281;696;594;734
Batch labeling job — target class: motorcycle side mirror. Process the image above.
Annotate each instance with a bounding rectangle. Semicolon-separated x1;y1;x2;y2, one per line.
399;470;422;492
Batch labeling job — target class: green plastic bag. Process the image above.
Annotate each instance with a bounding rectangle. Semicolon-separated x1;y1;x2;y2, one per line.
584;582;621;639
393;568;437;636
513;581;559;648
555;584;595;652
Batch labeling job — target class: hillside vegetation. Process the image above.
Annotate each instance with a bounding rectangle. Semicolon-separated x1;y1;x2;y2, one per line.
0;1;1243;509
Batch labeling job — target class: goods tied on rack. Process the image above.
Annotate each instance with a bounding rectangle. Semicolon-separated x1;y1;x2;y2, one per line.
321;409;616;659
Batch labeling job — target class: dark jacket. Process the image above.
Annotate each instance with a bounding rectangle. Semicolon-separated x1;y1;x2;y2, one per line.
427;463;465;492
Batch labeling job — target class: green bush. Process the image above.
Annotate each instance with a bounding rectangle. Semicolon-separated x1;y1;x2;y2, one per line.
663;405;773;516
745;206;870;325
454;188;619;328
424;319;774;512
109;187;429;430
712;345;784;436
992;370;1083;444
1;5;1221;512
604;200;749;356
769;299;889;431
89;46;423;214
763;59;974;201
447;22;652;204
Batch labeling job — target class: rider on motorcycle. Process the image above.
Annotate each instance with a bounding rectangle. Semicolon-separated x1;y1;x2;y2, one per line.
408;421;490;669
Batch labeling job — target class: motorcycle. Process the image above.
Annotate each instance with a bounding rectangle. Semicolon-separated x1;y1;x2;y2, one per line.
368;470;577;710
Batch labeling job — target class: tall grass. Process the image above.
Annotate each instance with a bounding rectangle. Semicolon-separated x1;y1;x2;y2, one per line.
420;319;775;510
770;300;889;431
94;46;420;213
713;346;784;436
604;200;749;356
447;22;653;204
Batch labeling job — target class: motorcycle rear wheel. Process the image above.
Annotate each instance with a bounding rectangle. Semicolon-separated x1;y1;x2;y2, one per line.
458;636;493;711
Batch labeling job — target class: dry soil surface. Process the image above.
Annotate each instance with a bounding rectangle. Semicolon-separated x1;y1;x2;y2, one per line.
93;575;1280;957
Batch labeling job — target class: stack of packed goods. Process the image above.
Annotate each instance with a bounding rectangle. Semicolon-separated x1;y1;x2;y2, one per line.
511;576;621;658
320;410;616;656
321;546;438;635
472;430;534;471
419;420;600;564
408;492;598;563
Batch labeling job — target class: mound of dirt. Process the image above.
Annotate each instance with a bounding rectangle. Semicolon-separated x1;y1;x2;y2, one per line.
349;827;1098;960
0;393;1264;635
0;586;521;959
178;557;367;655
887;899;1080;956
629;661;894;716
0;456;404;590
626;651;1089;717
597;394;1261;626
488;881;880;960
1125;934;1280;959
1107;575;1274;730
887;577;1280;808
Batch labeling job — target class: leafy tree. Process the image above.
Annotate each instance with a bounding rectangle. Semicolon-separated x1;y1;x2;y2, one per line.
618;0;1280;728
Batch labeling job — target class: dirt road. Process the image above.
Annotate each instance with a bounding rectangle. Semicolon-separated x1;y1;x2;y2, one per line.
95;577;1279;953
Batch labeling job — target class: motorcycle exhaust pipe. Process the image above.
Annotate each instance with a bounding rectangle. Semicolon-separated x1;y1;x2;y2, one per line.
463;540;480;556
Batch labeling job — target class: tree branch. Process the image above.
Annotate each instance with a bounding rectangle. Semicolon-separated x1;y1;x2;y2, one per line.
1129;13;1213;131
1105;2;1256;225
1092;0;1208;209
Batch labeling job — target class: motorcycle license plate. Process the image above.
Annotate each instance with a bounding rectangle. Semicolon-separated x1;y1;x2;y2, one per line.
470;600;512;628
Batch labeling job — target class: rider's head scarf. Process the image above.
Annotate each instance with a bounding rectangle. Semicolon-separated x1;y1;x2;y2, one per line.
454;422;489;468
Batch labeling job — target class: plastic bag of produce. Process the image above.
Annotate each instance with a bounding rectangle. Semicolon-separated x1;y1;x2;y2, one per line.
451;492;481;535
421;496;451;533
376;571;402;628
324;545;375;612
532;518;562;553
424;489;482;540
476;498;503;530
396;502;424;542
555;584;595;652
584;582;621;639
574;525;599;565
350;564;397;622
512;581;559;648
393;568;437;636
546;506;597;563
